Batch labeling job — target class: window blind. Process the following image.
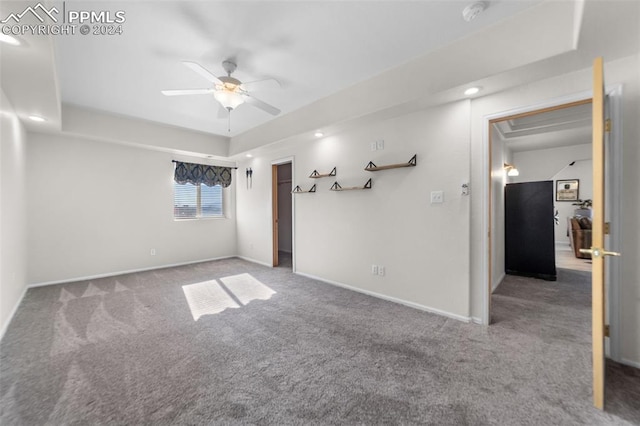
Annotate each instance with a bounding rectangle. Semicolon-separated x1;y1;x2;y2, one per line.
174;182;198;219
200;184;223;217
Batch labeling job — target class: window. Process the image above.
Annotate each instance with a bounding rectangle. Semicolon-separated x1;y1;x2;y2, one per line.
174;182;223;219
172;160;231;219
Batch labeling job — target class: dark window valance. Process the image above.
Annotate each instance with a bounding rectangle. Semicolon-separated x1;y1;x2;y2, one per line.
173;161;233;188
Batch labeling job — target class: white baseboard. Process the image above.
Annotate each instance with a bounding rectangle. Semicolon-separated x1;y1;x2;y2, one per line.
236;256;273;268
621;358;640;369
471;317;483;324
0;284;29;342
492;272;505;293
28;256;235;287
295;271;471;323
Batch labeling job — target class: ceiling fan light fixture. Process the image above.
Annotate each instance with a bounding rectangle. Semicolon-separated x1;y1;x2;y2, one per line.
213;90;244;110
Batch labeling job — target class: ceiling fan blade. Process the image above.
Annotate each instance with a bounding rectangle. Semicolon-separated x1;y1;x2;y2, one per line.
243;94;281;116
182;61;222;84
161;89;213;96
241;78;281;92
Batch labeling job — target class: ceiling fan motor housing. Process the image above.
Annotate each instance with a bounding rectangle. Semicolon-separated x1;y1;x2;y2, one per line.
219;76;242;90
222;60;238;76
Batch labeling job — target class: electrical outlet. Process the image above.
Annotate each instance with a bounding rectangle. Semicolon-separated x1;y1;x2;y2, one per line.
378;266;385;276
150;249;156;256
372;265;378;275
430;191;444;204
370;141;377;151
376;139;385;150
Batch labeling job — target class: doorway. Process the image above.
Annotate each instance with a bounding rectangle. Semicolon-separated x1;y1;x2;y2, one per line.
483;81;624;409
271;160;293;268
491;100;594;280
485;93;622;342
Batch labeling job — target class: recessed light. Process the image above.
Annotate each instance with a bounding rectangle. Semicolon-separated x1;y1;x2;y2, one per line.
0;34;21;46
246;154;253;158
28;115;46;122
464;87;481;96
314;131;324;138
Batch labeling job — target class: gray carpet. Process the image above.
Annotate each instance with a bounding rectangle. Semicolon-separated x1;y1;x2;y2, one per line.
1;259;638;425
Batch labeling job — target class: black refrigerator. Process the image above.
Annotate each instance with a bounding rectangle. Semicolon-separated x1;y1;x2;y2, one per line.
504;181;556;281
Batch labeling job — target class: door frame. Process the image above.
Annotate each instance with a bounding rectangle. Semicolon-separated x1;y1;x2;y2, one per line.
271;157;296;270
480;86;623;362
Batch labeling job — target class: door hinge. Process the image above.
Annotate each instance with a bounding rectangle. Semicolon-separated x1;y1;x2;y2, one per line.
604;222;611;235
604;324;610;337
605;118;612;132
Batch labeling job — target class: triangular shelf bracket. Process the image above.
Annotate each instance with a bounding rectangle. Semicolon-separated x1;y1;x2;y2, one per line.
292;184;317;193
365;154;417;171
309;167;337;178
330;178;372;191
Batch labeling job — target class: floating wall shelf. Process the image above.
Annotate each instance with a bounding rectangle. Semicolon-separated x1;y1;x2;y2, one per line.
365;154;417;171
330;179;372;191
292;184;316;193
309;167;337;178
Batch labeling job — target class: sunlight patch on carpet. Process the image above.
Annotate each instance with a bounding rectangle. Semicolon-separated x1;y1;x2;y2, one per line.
182;275;276;321
220;273;276;306
182;280;240;320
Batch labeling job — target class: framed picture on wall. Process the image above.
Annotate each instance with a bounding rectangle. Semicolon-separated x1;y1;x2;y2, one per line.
556;179;579;201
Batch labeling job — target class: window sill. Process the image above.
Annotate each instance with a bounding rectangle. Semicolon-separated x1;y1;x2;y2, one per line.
173;216;228;222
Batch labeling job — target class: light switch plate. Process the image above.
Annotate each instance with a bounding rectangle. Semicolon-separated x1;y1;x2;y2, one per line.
376;139;385;150
430;191;444;204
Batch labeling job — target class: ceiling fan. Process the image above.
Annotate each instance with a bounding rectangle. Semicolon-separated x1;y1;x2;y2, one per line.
162;60;281;130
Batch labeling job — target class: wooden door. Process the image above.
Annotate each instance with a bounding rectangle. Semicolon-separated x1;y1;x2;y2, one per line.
583;56;620;409
272;165;279;266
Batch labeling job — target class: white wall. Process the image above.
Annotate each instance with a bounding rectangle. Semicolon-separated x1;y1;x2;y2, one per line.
490;128;509;291
26;132;237;284
62;104;230;159
552;158;593;245
511;144;592;245
0;89;28;337
470;54;640;366
237;101;471;319
510;144;592;184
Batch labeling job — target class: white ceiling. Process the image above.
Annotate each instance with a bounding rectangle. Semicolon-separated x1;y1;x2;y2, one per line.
494;102;592;152
3;0;639;157
53;0;542;137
